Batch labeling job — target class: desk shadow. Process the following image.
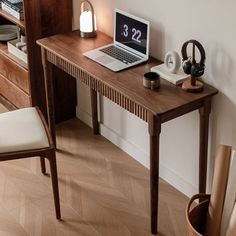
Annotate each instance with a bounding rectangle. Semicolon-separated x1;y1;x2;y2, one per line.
208;92;236;190
56;148;74;156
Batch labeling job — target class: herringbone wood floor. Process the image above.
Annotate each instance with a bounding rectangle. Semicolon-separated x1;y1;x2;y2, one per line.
0;104;189;236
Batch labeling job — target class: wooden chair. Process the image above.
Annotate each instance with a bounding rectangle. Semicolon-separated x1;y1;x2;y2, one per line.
0;107;60;219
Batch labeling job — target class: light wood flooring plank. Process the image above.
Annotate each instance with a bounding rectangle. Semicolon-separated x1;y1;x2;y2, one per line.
0;105;189;235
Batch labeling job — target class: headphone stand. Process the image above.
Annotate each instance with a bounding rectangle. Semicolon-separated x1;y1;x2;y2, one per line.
182;76;204;93
182;43;204;93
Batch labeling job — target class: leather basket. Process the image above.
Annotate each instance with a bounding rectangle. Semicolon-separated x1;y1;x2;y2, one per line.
186;193;211;236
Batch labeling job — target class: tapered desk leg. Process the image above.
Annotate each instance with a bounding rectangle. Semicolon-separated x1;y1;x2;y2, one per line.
41;48;56;146
199;98;211;194
90;88;99;135
148;114;161;235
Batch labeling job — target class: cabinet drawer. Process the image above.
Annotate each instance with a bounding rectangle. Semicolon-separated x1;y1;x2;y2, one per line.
0;53;29;93
0;74;31;108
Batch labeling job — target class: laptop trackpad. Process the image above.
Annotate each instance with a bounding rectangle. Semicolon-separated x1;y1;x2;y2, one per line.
95;55;115;65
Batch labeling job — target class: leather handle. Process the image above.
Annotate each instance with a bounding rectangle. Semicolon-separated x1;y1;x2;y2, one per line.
187;193;211;217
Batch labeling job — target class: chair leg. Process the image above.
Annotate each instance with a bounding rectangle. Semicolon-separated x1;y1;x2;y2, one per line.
40;157;46;174
47;150;61;219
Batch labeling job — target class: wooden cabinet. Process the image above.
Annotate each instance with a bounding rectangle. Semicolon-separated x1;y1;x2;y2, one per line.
0;0;77;122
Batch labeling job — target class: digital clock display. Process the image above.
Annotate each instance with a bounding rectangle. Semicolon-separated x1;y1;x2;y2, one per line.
115;12;148;55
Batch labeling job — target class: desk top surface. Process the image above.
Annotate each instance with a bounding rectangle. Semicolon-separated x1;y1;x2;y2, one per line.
37;31;218;117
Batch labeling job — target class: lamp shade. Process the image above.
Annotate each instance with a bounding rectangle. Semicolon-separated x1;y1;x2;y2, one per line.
79;0;97;38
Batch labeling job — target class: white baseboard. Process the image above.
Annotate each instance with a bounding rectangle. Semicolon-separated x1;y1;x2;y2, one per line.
159;166;197;197
76;106;93;127
100;122;150;168
76;106;197;197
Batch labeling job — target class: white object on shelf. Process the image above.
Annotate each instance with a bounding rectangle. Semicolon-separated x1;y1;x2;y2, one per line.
1;2;23;20
151;63;190;85
7;39;27;63
7;0;23;3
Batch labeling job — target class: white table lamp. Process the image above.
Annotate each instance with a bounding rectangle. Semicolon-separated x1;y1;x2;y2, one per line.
80;0;97;38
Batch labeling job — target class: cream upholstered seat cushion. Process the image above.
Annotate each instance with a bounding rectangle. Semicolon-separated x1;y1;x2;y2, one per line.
0;107;50;153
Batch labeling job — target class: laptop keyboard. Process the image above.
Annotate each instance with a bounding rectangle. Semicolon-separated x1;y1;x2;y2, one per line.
100;45;141;64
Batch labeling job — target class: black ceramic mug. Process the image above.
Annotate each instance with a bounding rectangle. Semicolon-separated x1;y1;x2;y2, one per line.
143;72;160;90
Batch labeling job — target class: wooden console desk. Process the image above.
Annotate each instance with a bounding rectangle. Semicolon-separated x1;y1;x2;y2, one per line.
37;31;218;234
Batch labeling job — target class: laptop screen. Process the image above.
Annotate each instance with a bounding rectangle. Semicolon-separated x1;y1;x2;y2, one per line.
115;10;149;56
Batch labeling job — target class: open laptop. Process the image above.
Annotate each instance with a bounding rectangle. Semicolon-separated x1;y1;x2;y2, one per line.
83;9;150;72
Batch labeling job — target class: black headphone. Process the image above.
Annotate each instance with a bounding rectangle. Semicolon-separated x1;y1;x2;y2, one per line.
181;40;206;77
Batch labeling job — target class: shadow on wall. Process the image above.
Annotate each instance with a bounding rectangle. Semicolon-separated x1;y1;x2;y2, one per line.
205;40;235;191
208;41;234;88
208;92;236;190
149;22;165;60
211;92;236;150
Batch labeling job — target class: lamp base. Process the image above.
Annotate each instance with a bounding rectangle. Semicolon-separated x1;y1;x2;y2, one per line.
182;79;204;93
80;30;97;38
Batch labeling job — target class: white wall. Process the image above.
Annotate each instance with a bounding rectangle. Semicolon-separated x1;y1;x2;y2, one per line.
72;0;236;197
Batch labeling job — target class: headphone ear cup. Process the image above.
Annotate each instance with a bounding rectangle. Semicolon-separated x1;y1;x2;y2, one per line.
191;63;205;77
181;40;206;77
182;58;192;75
